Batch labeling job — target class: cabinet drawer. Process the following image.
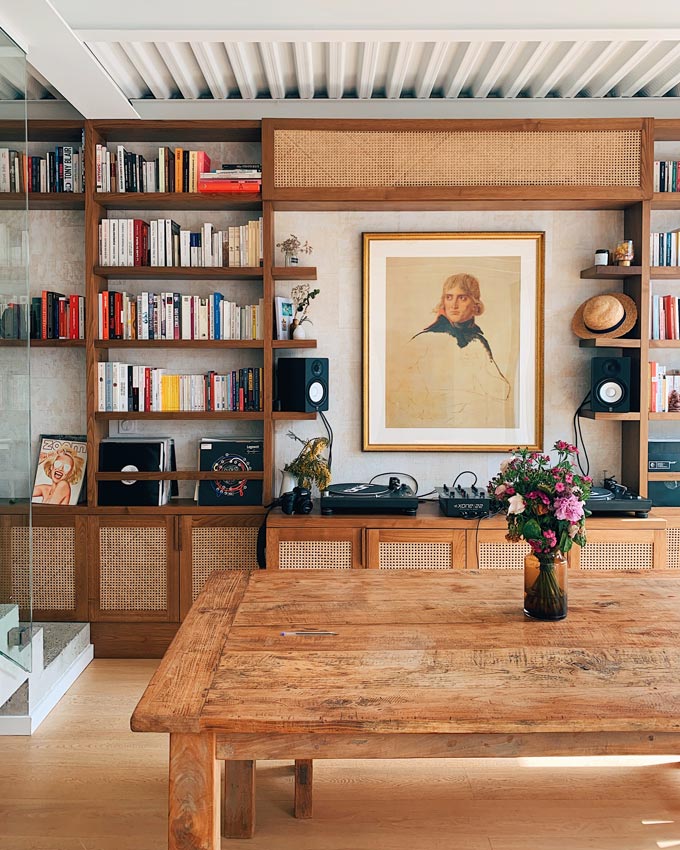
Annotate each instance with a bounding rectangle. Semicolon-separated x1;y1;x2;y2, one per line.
366;529;466;570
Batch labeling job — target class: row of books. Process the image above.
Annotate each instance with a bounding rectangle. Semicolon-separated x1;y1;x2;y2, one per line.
650;362;680;412
0;146;85;193
651;230;680;267
97;291;264;341
96;363;264;412
651;294;680;340
0;293;85;340
94;143;262;195
98;218;263;268
654;161;680;193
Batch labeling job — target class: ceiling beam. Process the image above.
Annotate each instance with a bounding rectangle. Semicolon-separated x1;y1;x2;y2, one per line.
589;41;660;98
155;42;201;100
120;42;173;100
623;42;680;96
0;0;137;118
259;42;286;100
504;41;554;98
327;43;345;99
190;42;229;100
386;41;413;99
358;42;380;99
224;42;257;100
445;42;484;98
561;41;621;98
473;41;520;98
415;41;449;98
86;42;146;100
532;41;591;98
293;42;314;99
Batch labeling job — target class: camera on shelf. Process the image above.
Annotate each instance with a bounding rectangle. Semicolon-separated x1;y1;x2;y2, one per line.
278;485;314;515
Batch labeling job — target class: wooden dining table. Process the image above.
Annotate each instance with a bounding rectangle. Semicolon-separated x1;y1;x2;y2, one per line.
131;568;680;849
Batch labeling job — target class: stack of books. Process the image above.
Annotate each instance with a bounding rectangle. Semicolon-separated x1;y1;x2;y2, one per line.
95;145;211;193
198;163;261;194
0;145;85;193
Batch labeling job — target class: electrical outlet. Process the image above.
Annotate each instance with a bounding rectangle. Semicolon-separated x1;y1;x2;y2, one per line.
119;420;137;434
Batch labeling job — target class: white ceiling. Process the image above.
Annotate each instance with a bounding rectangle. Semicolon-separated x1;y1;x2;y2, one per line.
2;0;680;118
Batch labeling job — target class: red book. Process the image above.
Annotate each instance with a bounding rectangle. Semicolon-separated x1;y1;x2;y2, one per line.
115;292;123;339
133;219;142;266
196;151;211;181
197;177;260;193
69;294;79;338
101;290;109;340
144;367;151;411
41;290;48;339
665;294;674;340
58;296;67;339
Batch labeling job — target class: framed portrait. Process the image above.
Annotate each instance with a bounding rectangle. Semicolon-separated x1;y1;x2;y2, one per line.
275;296;294;340
363;232;544;451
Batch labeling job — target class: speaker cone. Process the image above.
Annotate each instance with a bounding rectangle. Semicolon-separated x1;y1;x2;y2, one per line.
596;380;625;405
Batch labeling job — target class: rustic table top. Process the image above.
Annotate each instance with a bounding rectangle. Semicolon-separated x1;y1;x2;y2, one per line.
131;569;680;737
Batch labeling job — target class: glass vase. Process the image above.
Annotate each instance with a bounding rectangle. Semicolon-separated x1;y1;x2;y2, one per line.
523;550;568;620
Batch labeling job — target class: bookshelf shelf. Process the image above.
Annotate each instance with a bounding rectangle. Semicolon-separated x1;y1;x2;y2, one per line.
0;338;86;347
272;411;318;420
650;267;680;279
649;412;680;421
90;501;266;516
652;193;680;210
649;340;680;349
580;265;643;279
0;192;85;210
578;338;641;348
272;266;317;280
95;339;263;349
648;472;680;481
93;192;262;211
94;411;265;421
578;409;641;421
94;265;264;280
95;470;264;481
272;339;317;349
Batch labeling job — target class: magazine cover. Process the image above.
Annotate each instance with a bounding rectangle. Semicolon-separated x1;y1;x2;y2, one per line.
197;439;263;506
32;435;87;505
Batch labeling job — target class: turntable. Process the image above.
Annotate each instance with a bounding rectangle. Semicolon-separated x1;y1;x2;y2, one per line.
584;480;652;518
320;481;419;515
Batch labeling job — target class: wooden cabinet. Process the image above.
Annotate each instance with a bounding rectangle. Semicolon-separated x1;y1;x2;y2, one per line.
267;522;363;570
366;529;465;570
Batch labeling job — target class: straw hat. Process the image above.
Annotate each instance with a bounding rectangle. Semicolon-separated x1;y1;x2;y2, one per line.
571;293;638;339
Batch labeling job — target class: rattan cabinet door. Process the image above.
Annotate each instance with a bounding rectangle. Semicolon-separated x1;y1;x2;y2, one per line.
179;515;260;619
0;513;87;621
89;517;178;622
366;529;466;570
267;526;363;570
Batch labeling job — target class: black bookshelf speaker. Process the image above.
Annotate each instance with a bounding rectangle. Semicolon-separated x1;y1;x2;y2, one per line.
277;357;329;412
590;356;631;413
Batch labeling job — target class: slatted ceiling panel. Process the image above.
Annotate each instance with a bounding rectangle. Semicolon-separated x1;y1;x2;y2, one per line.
580;542;654;571
191;527;257;601
11;527;75;610
666;528;680;569
76;33;680;105
279;540;352;570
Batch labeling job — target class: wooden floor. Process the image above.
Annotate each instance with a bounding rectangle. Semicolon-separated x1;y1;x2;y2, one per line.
2;660;680;850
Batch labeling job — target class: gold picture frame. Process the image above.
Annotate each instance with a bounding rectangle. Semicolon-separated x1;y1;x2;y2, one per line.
362;232;544;451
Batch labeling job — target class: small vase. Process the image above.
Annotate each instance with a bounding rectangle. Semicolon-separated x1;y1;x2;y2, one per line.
524;550;568;620
280;469;297;495
284;253;299;267
292;322;307;340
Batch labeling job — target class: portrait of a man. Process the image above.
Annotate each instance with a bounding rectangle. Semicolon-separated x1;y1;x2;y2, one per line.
363;233;543;451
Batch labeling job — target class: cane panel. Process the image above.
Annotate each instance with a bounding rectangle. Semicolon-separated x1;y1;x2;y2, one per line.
274;129;641;188
378;542;452;570
99;526;167;610
478;541;528;570
11;526;75;609
579;542;654;571
666;527;680;569
191;526;257;601
279;540;352;570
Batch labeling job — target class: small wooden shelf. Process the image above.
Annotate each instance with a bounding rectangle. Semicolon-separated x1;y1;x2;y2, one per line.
652;193;680;210
93;192;262;211
578;338;640;349
90;500;267;516
0;192;85;210
649;412;680;420
95;411;264;420
95;339;263;349
271;411;318;420
95;265;263;280
651;267;680;279
648;472;680;481
271;267;317;280
649;340;680;349
272;339;318;349
580;265;643;279
95;471;264;481
578;409;641;420
0;338;86;347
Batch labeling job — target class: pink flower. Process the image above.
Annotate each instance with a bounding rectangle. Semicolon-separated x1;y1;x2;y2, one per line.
542;529;557;547
505;486;515;496
507;494;526;515
499;459;512;473
554;495;584;522
555;482;566;493
565;473;573;484
495;484;507;496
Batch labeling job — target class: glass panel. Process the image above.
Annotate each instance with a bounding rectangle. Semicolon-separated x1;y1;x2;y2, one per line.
0;28;30;675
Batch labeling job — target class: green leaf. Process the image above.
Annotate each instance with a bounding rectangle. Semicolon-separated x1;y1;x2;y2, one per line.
522;518;542;540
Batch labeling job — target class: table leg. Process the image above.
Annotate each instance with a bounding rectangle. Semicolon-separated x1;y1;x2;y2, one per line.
294;759;313;819
169;732;220;850
222;760;256;839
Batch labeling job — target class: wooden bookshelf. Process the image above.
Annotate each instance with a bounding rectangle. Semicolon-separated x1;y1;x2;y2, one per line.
0;338;86;347
580;265;643;279
272;339;317;349
94;192;262;211
578;338;641;348
94;265;264;280
652;193;680;210
0;192;86;210
578;409;641;421
95;339;263;349
94;411;265;420
649;340;680;349
650;267;680;279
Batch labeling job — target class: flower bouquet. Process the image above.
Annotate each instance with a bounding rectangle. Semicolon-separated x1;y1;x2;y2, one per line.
488;441;592;620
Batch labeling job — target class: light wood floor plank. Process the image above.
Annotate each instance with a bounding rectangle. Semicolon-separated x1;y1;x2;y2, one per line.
1;660;680;850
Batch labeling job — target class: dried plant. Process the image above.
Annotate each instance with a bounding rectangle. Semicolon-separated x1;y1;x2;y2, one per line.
276;234;313;256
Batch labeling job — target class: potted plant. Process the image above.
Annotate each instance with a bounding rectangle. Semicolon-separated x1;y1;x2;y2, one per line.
276;234;313;267
290;283;320;339
488;441;592;620
283;431;331;492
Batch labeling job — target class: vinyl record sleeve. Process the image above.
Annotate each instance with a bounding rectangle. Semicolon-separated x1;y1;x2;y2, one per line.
32;435;87;506
98;440;164;506
197;439;263;506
